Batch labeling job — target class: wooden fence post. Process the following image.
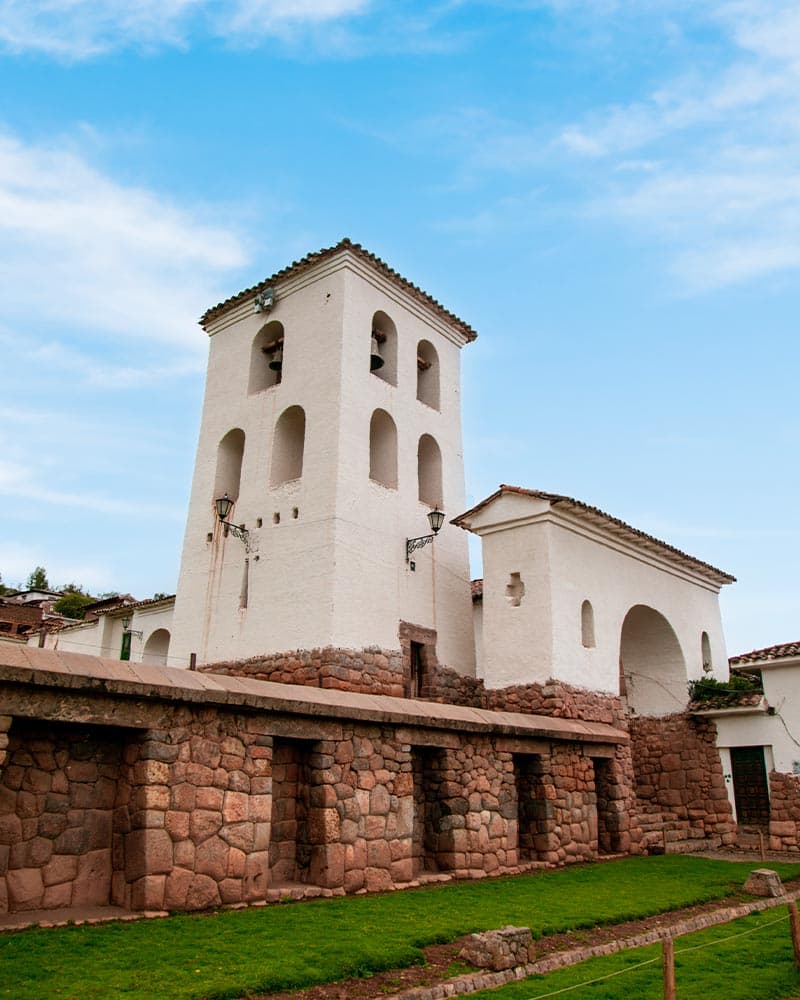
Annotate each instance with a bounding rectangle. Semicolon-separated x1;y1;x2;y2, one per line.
662;936;676;1000
788;900;800;968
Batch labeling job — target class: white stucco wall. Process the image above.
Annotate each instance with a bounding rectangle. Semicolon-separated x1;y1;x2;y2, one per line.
30;600;175;666
170;249;475;673
461;491;729;712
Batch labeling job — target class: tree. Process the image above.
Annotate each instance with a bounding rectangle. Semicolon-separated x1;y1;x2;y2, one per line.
53;591;95;620
26;566;49;591
0;573;7;597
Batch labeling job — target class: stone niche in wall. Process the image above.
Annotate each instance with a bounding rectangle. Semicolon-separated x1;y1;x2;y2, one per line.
0;719;130;912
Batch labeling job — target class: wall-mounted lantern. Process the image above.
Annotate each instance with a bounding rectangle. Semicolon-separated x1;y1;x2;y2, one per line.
215;493;251;550
406;506;445;570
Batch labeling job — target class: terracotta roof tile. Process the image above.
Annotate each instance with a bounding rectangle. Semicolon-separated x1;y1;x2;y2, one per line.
730;641;800;666
200;238;478;341
453;485;735;585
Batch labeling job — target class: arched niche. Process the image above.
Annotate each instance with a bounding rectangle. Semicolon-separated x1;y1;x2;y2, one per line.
369;409;398;489
701;631;712;672
619;605;687;716
249;321;284;393
271;405;306;487
581;600;596;648
416;339;440;410
417;433;442;507
142;628;171;666
214;428;245;503
371;311;397;386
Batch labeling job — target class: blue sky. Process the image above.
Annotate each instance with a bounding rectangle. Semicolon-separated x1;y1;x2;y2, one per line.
0;0;798;657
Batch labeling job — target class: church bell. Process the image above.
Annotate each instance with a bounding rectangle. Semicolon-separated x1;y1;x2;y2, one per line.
370;334;384;371
269;344;283;371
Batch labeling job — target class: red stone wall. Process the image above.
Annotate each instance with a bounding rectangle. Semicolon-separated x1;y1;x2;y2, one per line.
768;771;800;851
204;650;735;859
202;647;406;698
630;713;735;852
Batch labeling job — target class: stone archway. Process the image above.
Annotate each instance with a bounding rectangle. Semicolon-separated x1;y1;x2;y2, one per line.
619;605;687;716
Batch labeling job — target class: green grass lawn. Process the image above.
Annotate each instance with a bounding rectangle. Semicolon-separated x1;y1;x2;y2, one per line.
1;857;799;1000
469;908;800;1000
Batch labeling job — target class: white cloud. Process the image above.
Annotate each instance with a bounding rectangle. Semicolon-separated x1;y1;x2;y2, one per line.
0;0;370;59
0;130;248;349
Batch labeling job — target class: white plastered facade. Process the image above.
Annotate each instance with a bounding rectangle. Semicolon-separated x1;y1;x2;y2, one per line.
169;247;475;673
32;599;175;666
458;490;730;714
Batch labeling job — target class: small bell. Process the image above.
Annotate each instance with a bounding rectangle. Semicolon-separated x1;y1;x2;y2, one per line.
269;344;283;371
370;334;384;371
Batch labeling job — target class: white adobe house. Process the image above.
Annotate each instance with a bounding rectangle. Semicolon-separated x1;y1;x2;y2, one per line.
454;486;734;713
169;240;476;674
35;596;175;666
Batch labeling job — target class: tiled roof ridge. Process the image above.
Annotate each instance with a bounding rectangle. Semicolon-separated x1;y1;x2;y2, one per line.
730;640;800;665
200;238;478;341
453;484;735;584
119;593;176;612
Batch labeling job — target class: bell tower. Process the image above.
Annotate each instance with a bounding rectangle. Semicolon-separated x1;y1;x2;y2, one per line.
169;240;476;677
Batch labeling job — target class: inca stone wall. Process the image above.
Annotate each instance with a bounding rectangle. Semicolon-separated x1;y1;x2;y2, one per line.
629;713;736;851
768;771;800;851
200;648;734;857
117;713;272;912
0;698;627;914
202;646;406;697
0;643;740;918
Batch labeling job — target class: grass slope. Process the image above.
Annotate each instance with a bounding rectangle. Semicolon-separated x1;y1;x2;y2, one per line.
1;857;799;1000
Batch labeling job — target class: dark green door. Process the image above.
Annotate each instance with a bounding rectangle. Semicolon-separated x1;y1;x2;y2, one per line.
731;746;770;826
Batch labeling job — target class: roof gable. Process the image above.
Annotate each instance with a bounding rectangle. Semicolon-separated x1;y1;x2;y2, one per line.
453;484;735;586
200;238;478;342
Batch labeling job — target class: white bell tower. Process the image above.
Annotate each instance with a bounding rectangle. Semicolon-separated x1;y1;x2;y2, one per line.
170;240;476;677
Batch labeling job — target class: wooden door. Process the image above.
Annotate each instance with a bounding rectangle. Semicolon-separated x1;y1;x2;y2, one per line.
730;746;770;826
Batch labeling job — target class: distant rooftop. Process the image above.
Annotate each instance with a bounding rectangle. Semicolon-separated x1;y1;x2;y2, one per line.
730;641;800;666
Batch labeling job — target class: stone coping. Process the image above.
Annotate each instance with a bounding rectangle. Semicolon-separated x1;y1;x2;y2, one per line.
0;646;626;745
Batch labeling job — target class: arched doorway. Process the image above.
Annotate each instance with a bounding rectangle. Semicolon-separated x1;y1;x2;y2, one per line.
619;605;687;715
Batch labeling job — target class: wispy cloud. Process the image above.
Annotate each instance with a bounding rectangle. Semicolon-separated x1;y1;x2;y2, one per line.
0;130;250;349
0;0;371;59
0;329;205;388
0;459;183;519
406;1;800;289
549;1;800;288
